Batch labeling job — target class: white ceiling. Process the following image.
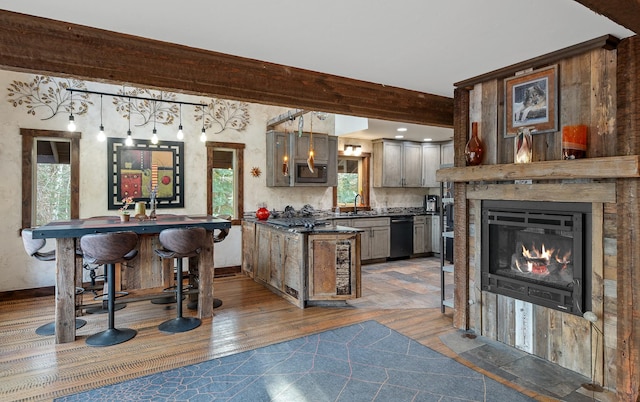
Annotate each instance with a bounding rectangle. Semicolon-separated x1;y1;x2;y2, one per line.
1;0;635;142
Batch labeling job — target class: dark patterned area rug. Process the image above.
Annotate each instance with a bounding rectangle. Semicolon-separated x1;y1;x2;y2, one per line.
56;321;534;401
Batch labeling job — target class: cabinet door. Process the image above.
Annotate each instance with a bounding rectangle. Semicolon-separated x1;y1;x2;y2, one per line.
370;226;390;259
413;222;425;254
359;228;371;260
424;216;433;253
308;234;358;300
282;231;304;304
326;136;338;186
241;221;256;277
403;142;422;187
266;131;291;187
441;141;454;166
374;140;402;187
255;225;272;282
421;143;441;187
295;133;328;162
268;232;285;289
431;215;441;253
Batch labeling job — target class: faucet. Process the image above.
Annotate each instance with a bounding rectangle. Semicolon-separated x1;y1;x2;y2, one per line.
354;193;361;215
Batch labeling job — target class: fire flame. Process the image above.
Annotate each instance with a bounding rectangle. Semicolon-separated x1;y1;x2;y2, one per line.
516;243;571;276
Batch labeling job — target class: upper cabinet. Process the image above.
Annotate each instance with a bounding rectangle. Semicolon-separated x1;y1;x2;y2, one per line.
440;141;454;166
373;139;447;188
373;139;422;187
266;130;338;187
421;143;441;187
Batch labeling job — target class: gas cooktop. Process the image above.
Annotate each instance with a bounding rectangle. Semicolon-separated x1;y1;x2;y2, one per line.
267;218;329;228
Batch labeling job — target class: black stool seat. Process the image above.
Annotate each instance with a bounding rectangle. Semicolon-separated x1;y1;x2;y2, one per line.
22;228;87;335
155;227;207;333
80;231;138;346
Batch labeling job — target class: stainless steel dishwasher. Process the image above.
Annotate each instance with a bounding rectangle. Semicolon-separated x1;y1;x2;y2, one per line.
390;215;413;259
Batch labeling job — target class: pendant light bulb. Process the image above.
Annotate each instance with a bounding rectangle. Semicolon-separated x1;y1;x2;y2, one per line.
97;124;106;142
124;96;133;146
200;106;206;142
177;104;184;140
151;101;158;144
97;95;106;141
67;115;76;132
67;90;75;131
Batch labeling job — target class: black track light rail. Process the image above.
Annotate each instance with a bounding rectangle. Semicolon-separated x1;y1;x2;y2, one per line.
67;88;208;108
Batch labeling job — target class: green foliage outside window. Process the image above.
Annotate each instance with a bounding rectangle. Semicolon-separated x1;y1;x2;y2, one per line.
337;172;359;205
212;168;234;216
36;163;70;226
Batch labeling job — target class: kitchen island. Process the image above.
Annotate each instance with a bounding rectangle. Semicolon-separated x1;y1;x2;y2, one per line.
241;219;362;308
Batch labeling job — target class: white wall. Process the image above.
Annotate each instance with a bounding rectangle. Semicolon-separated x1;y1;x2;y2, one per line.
0;70;436;292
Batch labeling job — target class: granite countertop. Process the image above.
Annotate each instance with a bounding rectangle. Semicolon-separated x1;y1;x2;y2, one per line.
251;219;363;234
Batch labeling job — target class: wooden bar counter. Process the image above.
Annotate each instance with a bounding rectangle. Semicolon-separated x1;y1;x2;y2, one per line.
32;214;231;344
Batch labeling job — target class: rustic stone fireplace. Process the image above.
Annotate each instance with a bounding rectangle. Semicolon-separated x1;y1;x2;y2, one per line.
481;200;592;316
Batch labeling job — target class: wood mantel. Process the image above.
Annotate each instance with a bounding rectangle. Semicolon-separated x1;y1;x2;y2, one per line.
436;155;640;182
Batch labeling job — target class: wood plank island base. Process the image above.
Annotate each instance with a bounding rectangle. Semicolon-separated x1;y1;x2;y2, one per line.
242;220;362;308
32;215;231;344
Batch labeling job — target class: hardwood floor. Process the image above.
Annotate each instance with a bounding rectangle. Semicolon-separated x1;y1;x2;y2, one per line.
0;257;547;401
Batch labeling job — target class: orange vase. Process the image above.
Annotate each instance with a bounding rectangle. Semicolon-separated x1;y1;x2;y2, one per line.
465;122;484;166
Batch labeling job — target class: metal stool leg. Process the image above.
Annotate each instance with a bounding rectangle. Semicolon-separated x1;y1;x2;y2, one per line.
86;263;136;346
36;287;87;336
158;257;201;333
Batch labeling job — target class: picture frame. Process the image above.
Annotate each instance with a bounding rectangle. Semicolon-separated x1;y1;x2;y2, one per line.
107;137;184;210
504;65;558;137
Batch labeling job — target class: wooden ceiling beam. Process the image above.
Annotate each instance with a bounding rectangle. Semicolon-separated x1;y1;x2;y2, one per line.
0;10;453;128
572;0;640;35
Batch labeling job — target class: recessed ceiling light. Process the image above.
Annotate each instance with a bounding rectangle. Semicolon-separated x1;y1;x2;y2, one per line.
395;135;404;139
397;127;407;132
424;138;432;142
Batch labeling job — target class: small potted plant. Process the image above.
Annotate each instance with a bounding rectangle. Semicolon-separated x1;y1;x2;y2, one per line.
119;196;134;221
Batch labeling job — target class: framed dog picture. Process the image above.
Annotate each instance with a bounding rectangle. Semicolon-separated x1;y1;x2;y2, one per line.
504;65;558;137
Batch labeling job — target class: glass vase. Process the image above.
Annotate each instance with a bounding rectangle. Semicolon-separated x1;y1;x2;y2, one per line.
465;122;484;166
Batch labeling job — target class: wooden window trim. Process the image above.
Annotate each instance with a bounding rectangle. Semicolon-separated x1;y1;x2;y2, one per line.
333;151;370;212
21;129;81;230
206;141;244;225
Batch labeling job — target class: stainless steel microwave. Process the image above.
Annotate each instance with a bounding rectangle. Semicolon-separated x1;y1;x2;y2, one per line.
295;163;328;183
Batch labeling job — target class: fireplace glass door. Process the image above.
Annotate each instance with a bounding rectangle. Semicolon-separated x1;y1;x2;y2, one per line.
481;200;591;315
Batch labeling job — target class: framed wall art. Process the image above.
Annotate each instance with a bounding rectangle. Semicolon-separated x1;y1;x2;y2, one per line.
504;65;558;137
107;137;184;210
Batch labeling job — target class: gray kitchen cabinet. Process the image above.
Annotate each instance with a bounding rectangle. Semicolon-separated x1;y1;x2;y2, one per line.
294;132;329;162
266;130;291;187
348;217;390;260
373;139;422;187
421;143;441;188
266;130;337;187
440;141;454;166
431;214;441;254
413;215;433;254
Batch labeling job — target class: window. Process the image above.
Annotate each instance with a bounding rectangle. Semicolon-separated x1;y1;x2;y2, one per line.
334;151;370;211
21;129;80;229
206;142;244;224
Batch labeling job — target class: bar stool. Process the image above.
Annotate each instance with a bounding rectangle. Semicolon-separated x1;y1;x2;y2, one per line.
80;231;139;346
21;228;87;336
155;227;207;333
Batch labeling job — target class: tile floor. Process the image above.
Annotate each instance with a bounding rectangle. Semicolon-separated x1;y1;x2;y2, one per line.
351;256;608;401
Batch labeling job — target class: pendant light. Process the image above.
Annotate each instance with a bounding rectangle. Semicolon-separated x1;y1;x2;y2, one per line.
151;100;159;144
200;106;207;142
177;104;184;140
125;97;133;146
67;90;76;131
97;94;106;142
